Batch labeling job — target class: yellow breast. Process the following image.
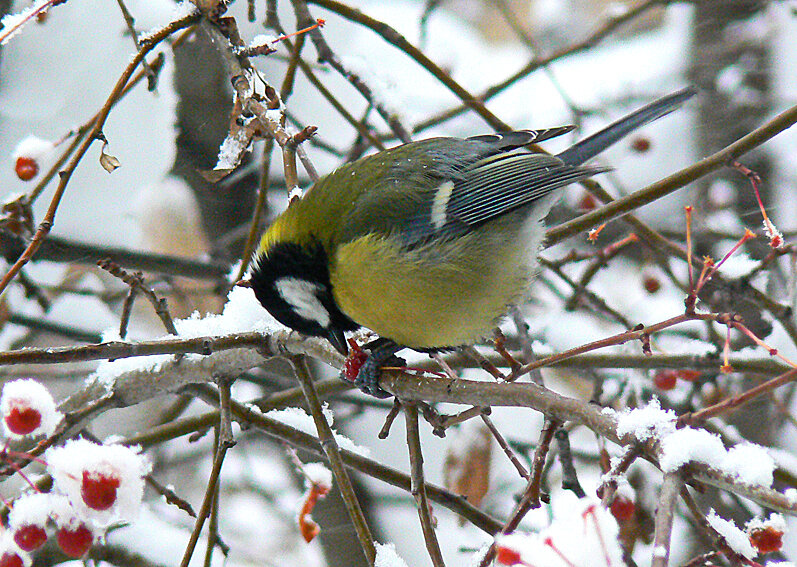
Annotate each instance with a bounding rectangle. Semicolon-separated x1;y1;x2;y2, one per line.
330;215;542;349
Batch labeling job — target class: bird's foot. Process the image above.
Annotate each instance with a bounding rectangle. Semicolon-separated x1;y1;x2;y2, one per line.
340;339;403;399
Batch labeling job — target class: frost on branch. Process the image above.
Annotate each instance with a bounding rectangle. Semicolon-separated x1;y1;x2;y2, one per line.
706;510;757;559
613;399;775;486
374;541;409;567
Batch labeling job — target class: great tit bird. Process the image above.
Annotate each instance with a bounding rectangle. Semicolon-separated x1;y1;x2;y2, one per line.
250;87;696;398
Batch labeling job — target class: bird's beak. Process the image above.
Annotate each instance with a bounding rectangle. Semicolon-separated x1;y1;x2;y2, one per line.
327;328;349;355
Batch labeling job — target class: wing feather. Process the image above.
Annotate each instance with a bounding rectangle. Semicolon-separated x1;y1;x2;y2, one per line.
402;152;606;245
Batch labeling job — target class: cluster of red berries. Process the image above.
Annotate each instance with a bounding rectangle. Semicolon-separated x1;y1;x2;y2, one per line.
1;380;148;562
652;368;701;391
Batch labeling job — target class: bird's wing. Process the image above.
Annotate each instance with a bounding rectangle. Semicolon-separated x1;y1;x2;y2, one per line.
400;152;605;246
338;128;577;245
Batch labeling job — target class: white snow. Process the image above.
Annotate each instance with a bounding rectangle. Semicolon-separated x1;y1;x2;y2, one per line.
93;285;282;385
706;510;756;559
303;462;333;490
48;493;88;531
11;135;54;160
375;542;410;567
614;400;775;486
615;398;676;442
747;512;787;534
8;492;52;530
214;126;253;171
265;405;370;456
718;253;759;279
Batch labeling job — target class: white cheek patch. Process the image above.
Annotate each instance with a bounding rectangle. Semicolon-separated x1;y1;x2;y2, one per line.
275;277;331;328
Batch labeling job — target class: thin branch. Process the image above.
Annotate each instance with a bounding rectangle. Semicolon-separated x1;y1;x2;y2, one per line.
178;422;235;567
547;99;797;245
651;471;683;567
288;355;377;565
0;12;200;299
405;403;446;567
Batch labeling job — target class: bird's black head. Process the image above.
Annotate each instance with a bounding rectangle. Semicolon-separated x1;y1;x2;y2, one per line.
249;239;359;354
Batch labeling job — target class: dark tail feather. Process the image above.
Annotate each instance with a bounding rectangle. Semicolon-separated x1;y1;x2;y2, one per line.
556;86;697;166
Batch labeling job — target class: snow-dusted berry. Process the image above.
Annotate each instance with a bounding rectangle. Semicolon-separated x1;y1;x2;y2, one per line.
47;439;150;526
11;136;54;182
0;536;29;567
48;493;95;558
747;514;785;554
81;469;121;511
1;379;61;438
13;158;37;181
609;495;636;522
4;406;40;436
56;523;93;558
9;493;51;551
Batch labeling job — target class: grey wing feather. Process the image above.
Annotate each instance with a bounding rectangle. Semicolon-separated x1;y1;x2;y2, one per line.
401;152;606;245
449;154;606;225
467;126;575;150
398;86;696;246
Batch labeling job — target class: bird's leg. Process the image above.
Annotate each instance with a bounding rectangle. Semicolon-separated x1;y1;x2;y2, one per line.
354;338;403;399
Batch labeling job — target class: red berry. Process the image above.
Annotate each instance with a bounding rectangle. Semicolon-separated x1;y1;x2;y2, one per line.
495;545;523;565
56;524;93;558
4;405;42;435
14;157;38;181
14;523;47;551
630;136;651;153
653;371;676;390
642;274;661;294
610;496;636;522
677;370;701;382
578;192;598;211
653;370;678;391
0;552;25;567
749;526;783;554
81;470;121;511
341;340;368;382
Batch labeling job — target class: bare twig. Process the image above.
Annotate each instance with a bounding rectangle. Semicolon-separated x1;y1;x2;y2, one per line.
0;12;199;299
288;355;377;565
478;418;560;567
178;424;235;567
405;403;446;567
555;428;585;497
651;471;683;567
